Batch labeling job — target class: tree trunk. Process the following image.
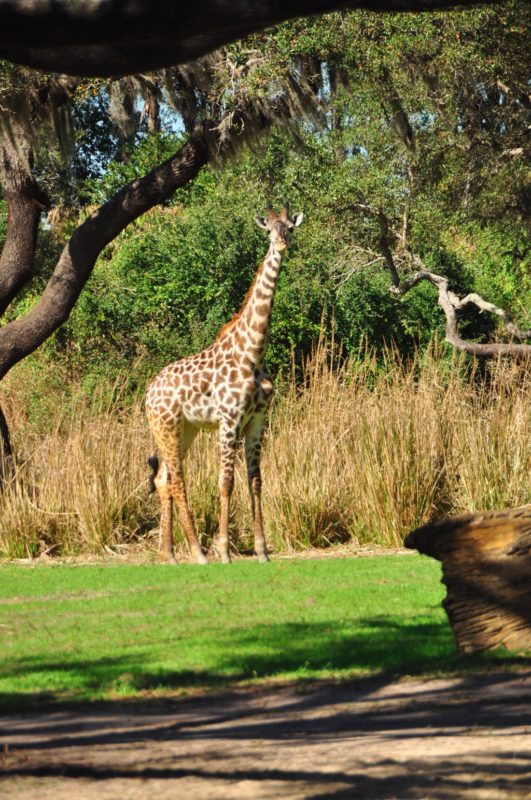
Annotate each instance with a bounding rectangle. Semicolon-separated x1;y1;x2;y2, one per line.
0;126;210;381
0;120;50;315
0;404;14;485
405;506;531;654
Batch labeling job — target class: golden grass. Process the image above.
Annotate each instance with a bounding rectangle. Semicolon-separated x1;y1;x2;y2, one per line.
0;345;529;558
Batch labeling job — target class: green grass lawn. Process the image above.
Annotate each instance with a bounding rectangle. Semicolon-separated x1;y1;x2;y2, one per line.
0;555;521;710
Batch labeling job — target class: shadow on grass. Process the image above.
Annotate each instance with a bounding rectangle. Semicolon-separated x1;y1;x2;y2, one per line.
1;616;527;712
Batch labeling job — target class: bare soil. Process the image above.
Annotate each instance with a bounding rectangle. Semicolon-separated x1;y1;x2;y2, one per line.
1;670;529;799
4;541;416;567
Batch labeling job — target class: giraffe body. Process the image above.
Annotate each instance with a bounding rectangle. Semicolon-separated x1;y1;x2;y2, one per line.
146;206;303;563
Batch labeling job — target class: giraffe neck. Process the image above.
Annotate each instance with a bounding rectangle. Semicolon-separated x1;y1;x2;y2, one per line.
225;243;283;368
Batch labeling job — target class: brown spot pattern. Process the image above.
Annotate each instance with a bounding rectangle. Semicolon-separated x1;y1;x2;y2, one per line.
145;208;302;564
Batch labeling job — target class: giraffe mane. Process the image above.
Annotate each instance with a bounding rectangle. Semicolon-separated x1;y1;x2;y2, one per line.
214;206;290;343
214;267;262;342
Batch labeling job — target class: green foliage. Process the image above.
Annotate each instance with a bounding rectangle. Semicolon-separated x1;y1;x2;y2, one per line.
88;131;186;203
59;174;268;372
4;3;529;381
446;224;531;327
68;87;120;200
32;119;528;377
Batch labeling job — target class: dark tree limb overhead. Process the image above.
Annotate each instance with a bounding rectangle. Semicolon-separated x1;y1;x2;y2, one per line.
0;0;495;77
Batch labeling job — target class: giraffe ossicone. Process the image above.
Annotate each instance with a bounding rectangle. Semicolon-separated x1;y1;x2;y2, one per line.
145;205;304;564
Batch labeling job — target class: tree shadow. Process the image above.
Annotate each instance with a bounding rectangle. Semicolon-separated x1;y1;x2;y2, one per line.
1;634;529;799
2;753;530;794
1;686;529;798
1;615;527;712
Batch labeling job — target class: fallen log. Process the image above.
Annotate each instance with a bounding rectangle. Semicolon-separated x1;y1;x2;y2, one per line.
405;506;531;654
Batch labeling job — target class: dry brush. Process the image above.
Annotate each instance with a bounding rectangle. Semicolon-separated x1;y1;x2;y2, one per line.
0;345;529;559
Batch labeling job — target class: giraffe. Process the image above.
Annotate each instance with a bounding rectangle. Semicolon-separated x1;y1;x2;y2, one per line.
145;204;304;564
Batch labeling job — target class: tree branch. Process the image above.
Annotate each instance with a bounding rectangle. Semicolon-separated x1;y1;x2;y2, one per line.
0;126;210;379
457;292;531;340
340;201;401;286
0;0;496;77
379;65;416;154
341;203;531;360
390;262;531;359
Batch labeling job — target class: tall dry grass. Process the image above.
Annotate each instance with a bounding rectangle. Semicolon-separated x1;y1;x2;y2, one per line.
263;345;530;552
0;381;153;558
0;345;529;558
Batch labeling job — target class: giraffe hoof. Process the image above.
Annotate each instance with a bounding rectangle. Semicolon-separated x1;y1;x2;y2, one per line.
196;552;208;565
166;555;178;565
220;554;232;565
257;553;270;563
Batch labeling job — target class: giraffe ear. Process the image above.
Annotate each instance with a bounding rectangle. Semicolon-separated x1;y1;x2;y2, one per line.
291;212;304;227
254;216;269;230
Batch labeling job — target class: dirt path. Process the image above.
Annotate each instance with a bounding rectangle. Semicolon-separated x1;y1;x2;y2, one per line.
0;671;529;799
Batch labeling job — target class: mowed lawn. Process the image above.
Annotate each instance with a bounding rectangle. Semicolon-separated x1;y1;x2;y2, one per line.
0;555;516;709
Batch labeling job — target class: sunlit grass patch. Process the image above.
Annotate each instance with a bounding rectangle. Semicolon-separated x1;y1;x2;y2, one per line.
0;555;523;711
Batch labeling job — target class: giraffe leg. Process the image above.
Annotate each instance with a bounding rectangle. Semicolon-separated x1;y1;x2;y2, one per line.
171;420;207;564
169;464;208;565
217;420;239;564
151;416;206;565
153;460;177;564
244;415;269;563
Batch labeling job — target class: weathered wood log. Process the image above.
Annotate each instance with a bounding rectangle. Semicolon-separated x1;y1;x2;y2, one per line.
405;506;531;654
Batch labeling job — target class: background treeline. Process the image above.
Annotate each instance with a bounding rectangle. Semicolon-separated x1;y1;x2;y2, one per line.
0;4;529;556
2;3;528;389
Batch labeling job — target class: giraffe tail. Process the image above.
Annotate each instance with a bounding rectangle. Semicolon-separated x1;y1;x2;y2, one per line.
147;454;159;494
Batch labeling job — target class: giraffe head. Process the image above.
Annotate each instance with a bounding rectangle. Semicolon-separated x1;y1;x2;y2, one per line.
254;204;303;254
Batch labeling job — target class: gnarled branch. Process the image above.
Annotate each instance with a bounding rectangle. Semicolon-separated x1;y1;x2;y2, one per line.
340;203;531;360
391;263;531;359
